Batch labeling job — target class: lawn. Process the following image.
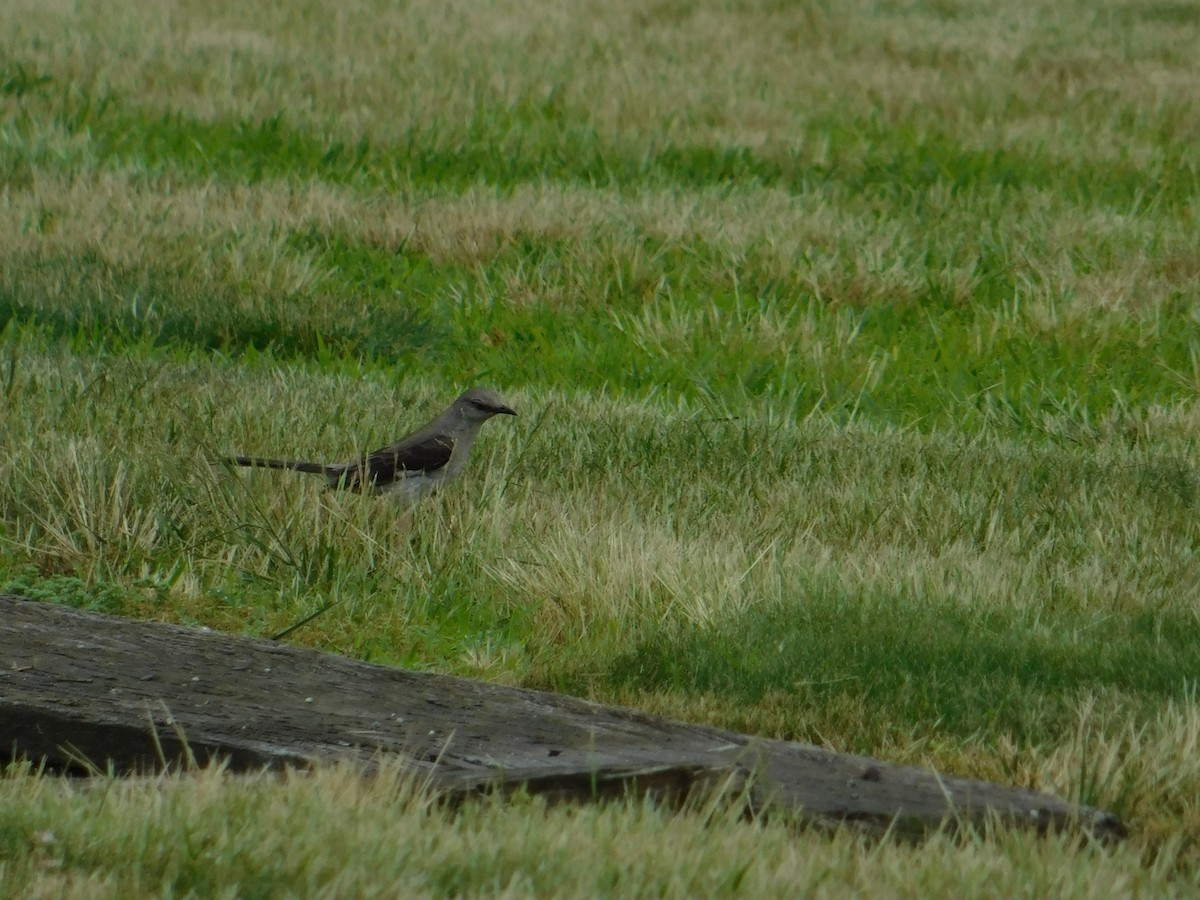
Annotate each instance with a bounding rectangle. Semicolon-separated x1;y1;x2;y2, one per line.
2;0;1199;894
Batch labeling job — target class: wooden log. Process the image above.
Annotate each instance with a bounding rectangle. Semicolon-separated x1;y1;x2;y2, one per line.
0;595;1126;840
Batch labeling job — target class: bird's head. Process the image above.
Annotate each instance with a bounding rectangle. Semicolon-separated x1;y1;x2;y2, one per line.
454;387;518;422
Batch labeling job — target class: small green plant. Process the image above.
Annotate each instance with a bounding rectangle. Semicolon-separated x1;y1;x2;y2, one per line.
1;566;138;615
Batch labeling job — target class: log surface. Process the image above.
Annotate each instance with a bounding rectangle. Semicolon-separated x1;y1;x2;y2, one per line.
0;596;1125;839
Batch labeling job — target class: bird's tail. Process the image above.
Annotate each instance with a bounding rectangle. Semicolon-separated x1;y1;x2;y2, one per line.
225;456;343;478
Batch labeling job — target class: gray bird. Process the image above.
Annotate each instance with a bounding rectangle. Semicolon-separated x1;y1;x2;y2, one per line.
225;387;517;500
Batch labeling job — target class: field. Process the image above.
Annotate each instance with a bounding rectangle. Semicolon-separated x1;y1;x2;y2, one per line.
2;0;1199;894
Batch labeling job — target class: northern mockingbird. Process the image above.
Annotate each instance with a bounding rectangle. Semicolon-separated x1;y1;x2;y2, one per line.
225;387;517;501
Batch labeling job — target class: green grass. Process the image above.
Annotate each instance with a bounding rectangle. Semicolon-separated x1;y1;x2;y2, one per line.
5;227;1197;433
0;763;1181;900
607;594;1199;747
2;0;1200;893
13;83;1196;207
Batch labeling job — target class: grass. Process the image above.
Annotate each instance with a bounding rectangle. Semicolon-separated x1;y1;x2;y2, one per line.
2;0;1200;893
1;762;1184;899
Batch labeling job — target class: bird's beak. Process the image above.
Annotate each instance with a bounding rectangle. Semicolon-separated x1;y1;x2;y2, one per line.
499;405;518;417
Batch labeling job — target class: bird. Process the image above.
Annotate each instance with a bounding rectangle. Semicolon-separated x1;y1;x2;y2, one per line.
224;387;517;501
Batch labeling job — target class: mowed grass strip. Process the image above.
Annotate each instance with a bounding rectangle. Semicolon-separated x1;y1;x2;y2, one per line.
8;78;1196;209
2;202;1197;432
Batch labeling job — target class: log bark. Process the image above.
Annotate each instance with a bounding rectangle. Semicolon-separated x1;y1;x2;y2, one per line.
0;595;1125;840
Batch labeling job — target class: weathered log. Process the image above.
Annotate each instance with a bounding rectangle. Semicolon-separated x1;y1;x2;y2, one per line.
0;595;1125;840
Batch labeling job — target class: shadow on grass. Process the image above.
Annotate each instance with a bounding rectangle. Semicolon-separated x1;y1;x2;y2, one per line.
0;251;440;361
605;592;1200;744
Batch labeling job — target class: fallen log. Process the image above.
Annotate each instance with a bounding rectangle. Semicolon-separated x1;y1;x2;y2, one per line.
0;595;1125;840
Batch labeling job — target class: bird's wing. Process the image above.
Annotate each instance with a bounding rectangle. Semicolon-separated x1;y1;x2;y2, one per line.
339;434;455;491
